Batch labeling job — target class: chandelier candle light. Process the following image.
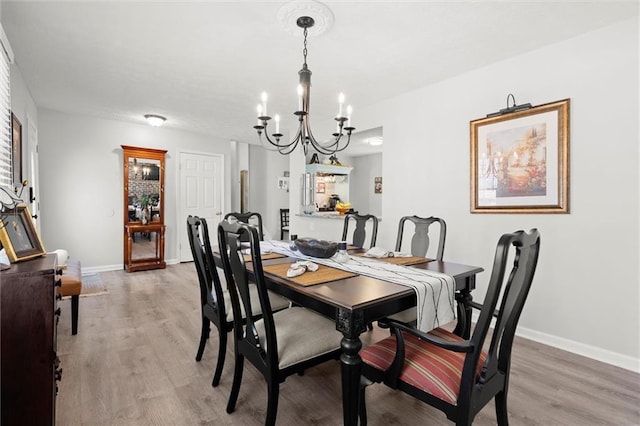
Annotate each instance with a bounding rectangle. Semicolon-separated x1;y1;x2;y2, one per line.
254;16;355;155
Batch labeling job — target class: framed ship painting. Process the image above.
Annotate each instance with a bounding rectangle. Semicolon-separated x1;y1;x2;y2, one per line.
470;98;569;213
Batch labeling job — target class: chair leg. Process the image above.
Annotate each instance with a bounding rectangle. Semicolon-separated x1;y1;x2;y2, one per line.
265;379;280;426
211;329;227;387
495;390;509;426
366;322;373;331
195;317;210;361
70;295;79;335
226;355;244;414
359;377;368;426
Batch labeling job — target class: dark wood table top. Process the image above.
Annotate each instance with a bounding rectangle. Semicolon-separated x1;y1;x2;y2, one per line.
255;255;483;313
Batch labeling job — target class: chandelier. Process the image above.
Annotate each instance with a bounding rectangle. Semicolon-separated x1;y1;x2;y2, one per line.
254;16;355;156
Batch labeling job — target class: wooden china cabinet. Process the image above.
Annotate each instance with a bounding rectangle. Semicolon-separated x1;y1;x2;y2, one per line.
0;254;62;424
122;145;167;272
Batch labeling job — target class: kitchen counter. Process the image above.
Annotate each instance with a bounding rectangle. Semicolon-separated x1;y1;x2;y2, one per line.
295;212;344;220
292;212;381;242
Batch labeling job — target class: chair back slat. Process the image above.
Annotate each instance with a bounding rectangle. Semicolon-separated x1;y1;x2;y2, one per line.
341;213;379;248
460;229;540;403
217;220;278;370
395;215;446;260
280;208;290;240
224;211;265;241
186;216;226;323
280;209;289;227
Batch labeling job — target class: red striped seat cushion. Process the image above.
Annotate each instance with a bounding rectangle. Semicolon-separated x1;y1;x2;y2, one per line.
361;327;487;405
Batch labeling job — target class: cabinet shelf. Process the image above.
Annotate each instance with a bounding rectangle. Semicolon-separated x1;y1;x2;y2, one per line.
305;164;352;176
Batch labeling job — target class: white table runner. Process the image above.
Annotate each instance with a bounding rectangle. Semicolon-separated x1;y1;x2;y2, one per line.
260;240;456;332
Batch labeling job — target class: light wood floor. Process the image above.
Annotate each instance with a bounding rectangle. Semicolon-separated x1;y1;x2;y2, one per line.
56;263;640;425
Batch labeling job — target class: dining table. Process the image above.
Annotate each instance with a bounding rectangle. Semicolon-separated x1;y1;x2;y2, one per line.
213;241;483;426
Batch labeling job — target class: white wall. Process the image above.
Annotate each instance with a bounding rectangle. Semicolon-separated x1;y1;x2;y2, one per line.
9;62;38;204
248;144;289;239
37;109;232;269
350;153;382;218
364;18;638;368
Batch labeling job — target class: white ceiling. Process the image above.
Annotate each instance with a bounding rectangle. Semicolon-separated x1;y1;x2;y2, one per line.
1;1;636;156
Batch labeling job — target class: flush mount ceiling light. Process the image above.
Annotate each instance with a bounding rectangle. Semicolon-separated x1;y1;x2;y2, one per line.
253;13;355;156
144;114;166;127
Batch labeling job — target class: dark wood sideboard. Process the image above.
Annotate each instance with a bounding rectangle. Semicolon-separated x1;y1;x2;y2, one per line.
1;254;61;425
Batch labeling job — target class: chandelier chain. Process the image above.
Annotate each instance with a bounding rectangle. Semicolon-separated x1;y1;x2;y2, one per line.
302;27;308;65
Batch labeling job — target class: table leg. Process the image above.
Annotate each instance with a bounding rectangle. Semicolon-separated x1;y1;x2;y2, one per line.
453;277;474;339
337;309;366;426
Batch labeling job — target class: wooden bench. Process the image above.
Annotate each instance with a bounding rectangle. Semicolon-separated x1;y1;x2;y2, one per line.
57;259;82;335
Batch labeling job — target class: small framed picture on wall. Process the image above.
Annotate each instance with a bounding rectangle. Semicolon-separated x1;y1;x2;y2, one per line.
374;177;382;194
11;112;22;185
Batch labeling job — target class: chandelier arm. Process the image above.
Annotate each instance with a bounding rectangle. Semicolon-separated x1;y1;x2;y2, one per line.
303;116;344;156
262;121;303;150
328;132;353;153
257;132;281;152
320;129;353;151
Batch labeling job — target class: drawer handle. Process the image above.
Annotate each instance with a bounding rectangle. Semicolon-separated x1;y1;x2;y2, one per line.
55;367;63;382
55;279;62;287
55;308;61;317
56;294;62;301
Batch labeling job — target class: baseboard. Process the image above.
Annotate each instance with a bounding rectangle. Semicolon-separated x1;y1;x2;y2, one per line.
82;259;182;274
472;312;639;373
82;264;123;274
516;326;639;373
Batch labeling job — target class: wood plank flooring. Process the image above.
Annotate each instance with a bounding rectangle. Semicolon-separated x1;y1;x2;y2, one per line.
55;263;640;425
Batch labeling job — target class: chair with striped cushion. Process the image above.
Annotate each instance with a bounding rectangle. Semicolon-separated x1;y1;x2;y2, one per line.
218;219;343;426
359;229;540;426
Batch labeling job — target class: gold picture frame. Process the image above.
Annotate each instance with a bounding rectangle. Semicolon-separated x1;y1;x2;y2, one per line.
0;205;46;262
470;98;570;213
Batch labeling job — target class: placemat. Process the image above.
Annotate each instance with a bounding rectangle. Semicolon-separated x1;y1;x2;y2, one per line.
243;252;286;262
262;262;357;287
354;254;431;266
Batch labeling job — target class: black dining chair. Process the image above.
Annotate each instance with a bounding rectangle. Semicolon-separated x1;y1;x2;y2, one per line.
224;211;264;241
341;212;379;248
186;215;289;387
359;229;541;426
218;219;343;426
279;208;290;240
384;215;447;325
395;215;446;259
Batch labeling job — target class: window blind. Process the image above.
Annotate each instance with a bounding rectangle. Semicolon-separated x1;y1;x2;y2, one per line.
0;25;13;189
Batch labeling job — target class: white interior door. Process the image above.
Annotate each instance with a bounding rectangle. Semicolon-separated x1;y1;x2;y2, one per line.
178;151;224;262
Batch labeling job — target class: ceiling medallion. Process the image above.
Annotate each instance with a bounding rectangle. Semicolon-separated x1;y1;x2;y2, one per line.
277;0;334;38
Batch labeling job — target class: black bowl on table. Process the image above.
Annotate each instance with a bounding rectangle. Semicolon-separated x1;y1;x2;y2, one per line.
294;238;338;258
